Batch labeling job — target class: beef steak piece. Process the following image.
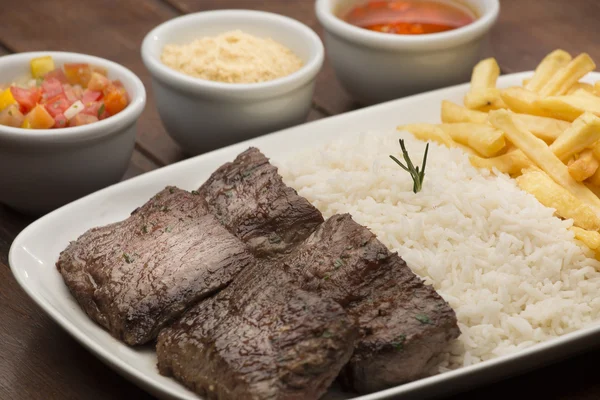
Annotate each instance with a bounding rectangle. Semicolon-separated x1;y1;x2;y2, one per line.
198;147;324;257
280;214;460;393
56;187;254;345
157;262;358;400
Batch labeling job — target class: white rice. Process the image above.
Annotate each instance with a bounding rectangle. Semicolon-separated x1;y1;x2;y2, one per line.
273;130;600;371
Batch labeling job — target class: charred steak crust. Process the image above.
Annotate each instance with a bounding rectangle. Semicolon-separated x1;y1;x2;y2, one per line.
157;262;358;400
198;147;324;257
277;214;460;393
56;187;254;345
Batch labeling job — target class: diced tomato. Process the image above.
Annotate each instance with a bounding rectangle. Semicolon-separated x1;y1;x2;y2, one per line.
82;101;109;119
81;89;102;105
44;68;68;83
72;84;84;99
63;84;77;103
103;86;128;115
53;113;68;128
10;86;41;113
44;94;71;118
87;72;110;92
25;104;55;129
41;77;64;99
68;113;98;127
64;63;92;87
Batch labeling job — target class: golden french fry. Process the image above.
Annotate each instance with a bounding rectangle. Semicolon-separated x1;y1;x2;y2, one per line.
470;149;533;175
594;81;600;96
464;58;506;110
586;165;600;186
501;87;552;117
591;141;600;160
507;113;571;143
438;123;506;157
539;53;596;96
398;124;477;155
526;49;572;92
488;109;600;211
464;88;506;111
570;226;600;250
536;90;600;121
568;149;599;181
549;112;600;161
567;82;595;94
522;78;531;87
517;169;600;231
442;100;570;142
441;100;487;124
469;58;501;90
397;124;456;148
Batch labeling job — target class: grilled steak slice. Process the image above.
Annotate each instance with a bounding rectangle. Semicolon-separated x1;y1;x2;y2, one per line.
198;147;324;257
56;187;254;345
281;214;460;393
157;262;358;400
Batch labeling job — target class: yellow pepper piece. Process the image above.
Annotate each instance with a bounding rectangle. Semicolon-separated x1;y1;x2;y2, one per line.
30;56;55;79
21;119;31;129
0;88;17;111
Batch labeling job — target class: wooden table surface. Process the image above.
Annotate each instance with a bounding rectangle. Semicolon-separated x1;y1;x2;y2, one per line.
2;1;600;399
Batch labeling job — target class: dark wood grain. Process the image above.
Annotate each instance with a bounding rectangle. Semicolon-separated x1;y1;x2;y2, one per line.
3;1;600;399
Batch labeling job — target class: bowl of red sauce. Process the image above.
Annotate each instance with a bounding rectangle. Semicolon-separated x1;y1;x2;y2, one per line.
0;52;146;214
316;0;499;105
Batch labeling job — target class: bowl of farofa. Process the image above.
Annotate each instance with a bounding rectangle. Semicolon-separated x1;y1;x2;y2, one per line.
141;10;324;155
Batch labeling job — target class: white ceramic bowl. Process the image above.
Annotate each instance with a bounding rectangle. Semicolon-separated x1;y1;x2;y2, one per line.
141;10;324;156
0;52;146;215
316;0;500;105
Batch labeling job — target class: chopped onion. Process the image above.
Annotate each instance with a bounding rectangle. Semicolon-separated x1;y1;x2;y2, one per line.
64;100;84;120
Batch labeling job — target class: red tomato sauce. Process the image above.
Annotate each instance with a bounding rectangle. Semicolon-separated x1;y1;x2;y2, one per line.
342;0;476;35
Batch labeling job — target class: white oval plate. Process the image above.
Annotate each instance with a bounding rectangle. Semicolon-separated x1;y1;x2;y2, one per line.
10;72;600;400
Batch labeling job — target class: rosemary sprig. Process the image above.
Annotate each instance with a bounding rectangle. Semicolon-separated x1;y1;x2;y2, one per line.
389;139;429;194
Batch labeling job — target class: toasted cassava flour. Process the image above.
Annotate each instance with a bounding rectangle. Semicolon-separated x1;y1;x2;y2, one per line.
161;30;303;83
273;130;600;371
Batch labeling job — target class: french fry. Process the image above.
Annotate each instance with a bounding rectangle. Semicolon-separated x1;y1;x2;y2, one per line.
488;109;600;211
570;226;600;250
507;113;571;143
539;53;596;97
464;58;506;110
442;100;570;141
525;49;572;92
470;149;533;175
441;100;487;124
522;78;531;87
586;167;600;186
501;87;551;117
537;90;600;121
464;88;506;111
591;141;600;160
595;81;600;96
438;123;506;157
568;149;599;181
397;124;477;155
548;112;600;161
397;124;455;148
517;169;600;231
567;82;595;94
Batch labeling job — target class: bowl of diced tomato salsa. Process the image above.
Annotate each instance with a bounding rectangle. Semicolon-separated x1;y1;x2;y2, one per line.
1;56;131;129
0;52;146;214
